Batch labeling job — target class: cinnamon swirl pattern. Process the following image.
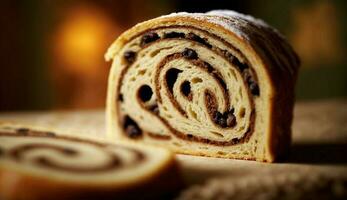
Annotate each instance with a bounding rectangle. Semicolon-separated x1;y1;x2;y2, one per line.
106;10;299;162
0;124;181;200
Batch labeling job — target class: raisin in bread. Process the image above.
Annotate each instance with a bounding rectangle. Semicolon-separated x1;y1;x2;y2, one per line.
105;10;299;162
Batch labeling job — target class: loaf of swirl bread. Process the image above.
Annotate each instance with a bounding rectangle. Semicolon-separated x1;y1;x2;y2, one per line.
105;10;299;162
0;123;181;200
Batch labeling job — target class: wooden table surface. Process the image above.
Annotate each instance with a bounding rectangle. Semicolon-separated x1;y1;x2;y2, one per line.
1;99;346;187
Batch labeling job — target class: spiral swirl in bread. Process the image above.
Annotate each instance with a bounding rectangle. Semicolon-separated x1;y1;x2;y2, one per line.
105;10;299;162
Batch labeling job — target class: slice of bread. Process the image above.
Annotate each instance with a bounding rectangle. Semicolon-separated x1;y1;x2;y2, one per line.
105;10;299;162
0;123;181;200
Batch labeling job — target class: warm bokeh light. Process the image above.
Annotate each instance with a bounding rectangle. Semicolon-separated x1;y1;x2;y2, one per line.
49;4;121;108
53;4;118;77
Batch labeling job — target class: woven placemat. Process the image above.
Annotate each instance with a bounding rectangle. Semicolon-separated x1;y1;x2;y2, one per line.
177;170;347;200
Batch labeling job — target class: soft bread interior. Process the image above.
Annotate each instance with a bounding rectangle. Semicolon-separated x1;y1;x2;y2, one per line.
106;11;299;162
0;125;174;186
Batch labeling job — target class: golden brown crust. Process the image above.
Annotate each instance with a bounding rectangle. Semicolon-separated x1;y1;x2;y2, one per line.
0;124;183;200
0;161;182;200
105;10;299;162
202;11;299;161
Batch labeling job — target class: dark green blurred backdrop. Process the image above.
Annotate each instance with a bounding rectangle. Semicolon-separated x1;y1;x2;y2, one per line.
1;0;346;111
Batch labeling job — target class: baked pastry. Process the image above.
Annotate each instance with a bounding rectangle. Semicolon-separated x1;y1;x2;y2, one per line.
0;124;181;200
105;10;299;162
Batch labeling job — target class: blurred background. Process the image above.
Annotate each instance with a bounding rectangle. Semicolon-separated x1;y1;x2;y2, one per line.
1;0;346;111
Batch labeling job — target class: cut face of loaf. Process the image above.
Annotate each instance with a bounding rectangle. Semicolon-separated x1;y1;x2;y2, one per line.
0;124;181;200
105;10;300;162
